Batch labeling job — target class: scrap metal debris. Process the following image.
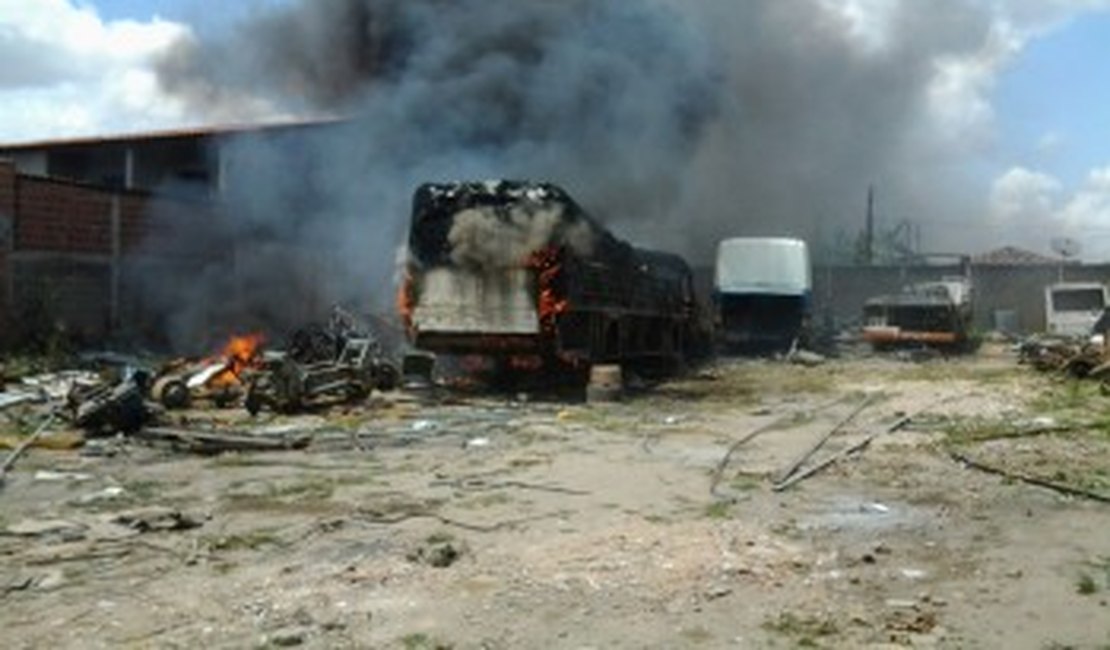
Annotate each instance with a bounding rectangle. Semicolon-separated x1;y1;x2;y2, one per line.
288;305;370;364
110;507;206;533
244;337;398;415
950;451;1110;504
66;371;151;436
0;328;400;487
709;394;852;501
772;395;960;492
1017;335;1110;379
0;412;59;487
243;306;400;415
136;427;312;455
772;393;879;487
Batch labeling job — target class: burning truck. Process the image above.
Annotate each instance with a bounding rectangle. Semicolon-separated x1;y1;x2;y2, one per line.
398;181;700;380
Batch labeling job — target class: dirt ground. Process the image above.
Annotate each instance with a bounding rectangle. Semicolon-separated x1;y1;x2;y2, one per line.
2;344;1109;649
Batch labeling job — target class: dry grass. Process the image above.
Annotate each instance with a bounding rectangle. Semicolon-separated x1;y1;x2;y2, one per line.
659;360;842;406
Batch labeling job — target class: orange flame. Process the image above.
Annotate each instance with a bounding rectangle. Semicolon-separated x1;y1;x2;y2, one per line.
209;333;264;387
508;355;544;371
397;271;416;336
526;246;568;332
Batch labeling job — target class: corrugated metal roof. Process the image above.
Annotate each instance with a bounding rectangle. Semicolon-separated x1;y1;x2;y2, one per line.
0;116;347;151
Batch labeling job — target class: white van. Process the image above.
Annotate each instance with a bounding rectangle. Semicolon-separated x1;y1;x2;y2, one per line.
1045;282;1108;337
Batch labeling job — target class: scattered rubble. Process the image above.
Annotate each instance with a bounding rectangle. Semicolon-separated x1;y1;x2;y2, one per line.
0;307;403;478
1;320;1108;647
1018;334;1110;380
950;451;1110;503
0;412;60;486
136;427;312;455
406;533;466;568
66;372;150;435
110;507;206;533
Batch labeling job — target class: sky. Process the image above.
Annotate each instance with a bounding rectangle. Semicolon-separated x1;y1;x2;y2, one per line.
82;0;193;21
994;10;1110;186
0;0;1108;259
986;6;1110;258
87;0;283;24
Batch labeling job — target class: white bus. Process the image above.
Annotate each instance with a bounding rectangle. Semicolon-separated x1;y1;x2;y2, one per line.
713;237;811;352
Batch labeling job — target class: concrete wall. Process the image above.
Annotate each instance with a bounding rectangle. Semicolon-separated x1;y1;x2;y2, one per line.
47;145;128;189
9;151;46;176
4;139;215;194
0;162;14;345
131;139;213;191
813;263;1110;334
10;258;112;341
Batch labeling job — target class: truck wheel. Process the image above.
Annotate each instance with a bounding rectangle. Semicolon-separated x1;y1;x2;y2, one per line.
245;377;266;416
375;363;400;391
152;377;190;410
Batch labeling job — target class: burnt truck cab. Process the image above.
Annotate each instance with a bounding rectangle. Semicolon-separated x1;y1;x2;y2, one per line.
862;278;972;349
713;237;811;353
399;181;697;374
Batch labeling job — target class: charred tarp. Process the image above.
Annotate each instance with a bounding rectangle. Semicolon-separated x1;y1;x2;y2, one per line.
407;181;606;269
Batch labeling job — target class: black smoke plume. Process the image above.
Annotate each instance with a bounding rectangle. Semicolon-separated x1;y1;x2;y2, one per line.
149;0;999;349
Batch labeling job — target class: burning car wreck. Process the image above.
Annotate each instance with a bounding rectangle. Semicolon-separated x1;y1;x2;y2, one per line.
244;335;398;415
151;333;266;410
398;181;702;383
62;306;403;434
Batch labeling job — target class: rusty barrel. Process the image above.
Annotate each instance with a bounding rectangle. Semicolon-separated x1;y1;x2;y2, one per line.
586;364;623;403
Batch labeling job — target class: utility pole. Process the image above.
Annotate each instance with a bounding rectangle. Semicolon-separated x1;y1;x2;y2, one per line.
864;185;875;265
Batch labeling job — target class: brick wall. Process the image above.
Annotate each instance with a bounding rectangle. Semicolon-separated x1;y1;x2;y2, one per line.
2;171;223;347
15;176;113;254
120;193;150;253
0;161;14;214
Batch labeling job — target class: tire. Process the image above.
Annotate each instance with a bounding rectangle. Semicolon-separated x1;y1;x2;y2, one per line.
375;363;400;391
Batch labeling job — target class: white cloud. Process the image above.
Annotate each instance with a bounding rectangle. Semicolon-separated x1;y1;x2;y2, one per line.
815;0;901;53
921;0;1110;150
990;0;1110;35
1057;166;1110;232
925;23;1021;148
989;165;1110;259
0;0;201;142
989;166;1063;222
